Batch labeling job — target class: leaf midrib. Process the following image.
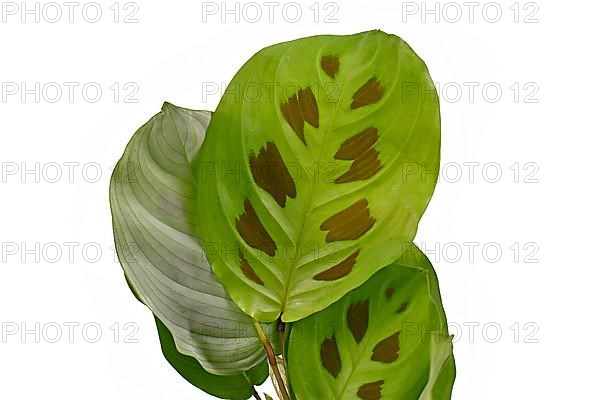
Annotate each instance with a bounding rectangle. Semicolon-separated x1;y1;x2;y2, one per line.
279;37;393;318
334;266;436;399
280;47;352;317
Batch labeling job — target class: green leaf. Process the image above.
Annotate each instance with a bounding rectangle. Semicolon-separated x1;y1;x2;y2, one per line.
123;271;268;399
110;102;275;375
196;30;440;322
123;273;269;400
286;244;455;399
155;315;268;400
427;354;456;399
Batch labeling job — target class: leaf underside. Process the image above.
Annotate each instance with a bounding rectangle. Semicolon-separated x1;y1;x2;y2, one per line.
123;274;268;399
155;316;268;400
286;244;455;400
197;30;441;322
109;102;275;376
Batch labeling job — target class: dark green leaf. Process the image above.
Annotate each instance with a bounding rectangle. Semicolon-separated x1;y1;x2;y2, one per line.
155;316;268;400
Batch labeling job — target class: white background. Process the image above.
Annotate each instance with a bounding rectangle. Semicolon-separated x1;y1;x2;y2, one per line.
1;0;598;398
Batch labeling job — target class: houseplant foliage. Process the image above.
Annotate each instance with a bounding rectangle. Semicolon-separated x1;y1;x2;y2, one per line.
110;30;454;400
125;271;268;399
109;103;277;377
287;245;455;399
196;30;440;323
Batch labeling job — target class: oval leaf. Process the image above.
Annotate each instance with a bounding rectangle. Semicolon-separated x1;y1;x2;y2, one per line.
286;244;455;399
110;102;274;375
196;30;440;322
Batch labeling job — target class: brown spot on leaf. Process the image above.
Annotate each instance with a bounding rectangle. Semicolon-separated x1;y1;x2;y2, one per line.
347;300;369;343
280;87;319;144
397;303;408;314
239;252;263;285
334;127;382;183
281;95;305;144
320;336;342;377
314;250;359;281
298;88;319;128
320;199;375;242
357;381;384;400
335;127;378;160
249;141;296;207
335;148;382;183
235;199;276;256
351;77;385;109
321;55;340;78
385;288;394;299
371;332;400;363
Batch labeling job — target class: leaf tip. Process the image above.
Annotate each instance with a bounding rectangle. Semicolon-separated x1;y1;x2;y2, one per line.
161;101;175;112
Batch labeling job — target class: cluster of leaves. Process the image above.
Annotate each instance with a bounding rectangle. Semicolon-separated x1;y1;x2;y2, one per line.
110;30;455;399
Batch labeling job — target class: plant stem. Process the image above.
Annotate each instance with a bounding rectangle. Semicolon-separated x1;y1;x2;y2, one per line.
253;320;290;400
278;318;286;358
242;372;263;400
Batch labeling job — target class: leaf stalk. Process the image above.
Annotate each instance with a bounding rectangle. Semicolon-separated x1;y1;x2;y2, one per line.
253;320;290;400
